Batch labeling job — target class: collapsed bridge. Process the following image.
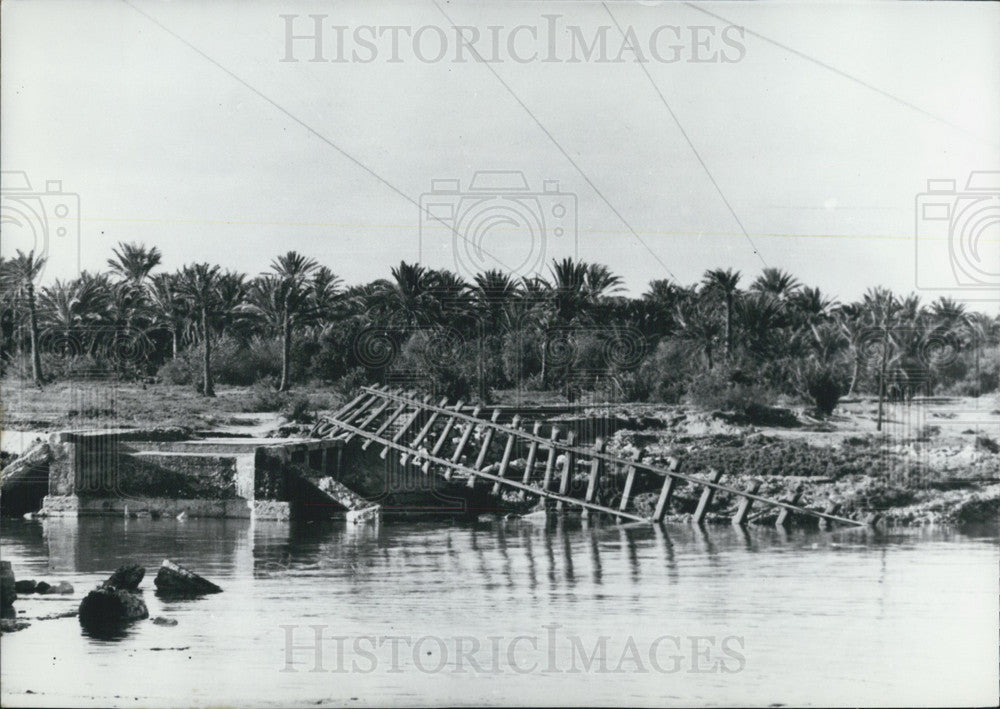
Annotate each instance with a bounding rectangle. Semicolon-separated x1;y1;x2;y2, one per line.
311;386;865;528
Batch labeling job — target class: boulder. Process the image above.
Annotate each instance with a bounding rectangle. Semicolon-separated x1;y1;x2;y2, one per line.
35;581;51;594
14;580;36;594
104;563;145;591
152;616;178;626
0;618;30;634
153;559;222;596
0;561;15;608
42;581;74;595
78;586;149;629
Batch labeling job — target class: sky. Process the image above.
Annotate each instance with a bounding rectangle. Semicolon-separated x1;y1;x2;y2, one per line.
2;0;999;311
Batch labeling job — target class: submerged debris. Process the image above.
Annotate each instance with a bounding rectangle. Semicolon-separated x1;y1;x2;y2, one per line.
153;559;222;596
78;563;150;631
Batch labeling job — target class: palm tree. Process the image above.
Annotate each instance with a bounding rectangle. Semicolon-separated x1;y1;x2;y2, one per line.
701;268;741;361
750;267;800;299
4;250;47;384
369;261;438;328
861;287;902;431
176;263;221;396
107;242;162;284
735;292;787;360
269;252;318;391
308;266;343;327
674;296;723;370
147;273;188;358
470;269;521;398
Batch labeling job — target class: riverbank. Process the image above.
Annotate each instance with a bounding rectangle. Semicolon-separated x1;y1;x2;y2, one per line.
2;379;998;527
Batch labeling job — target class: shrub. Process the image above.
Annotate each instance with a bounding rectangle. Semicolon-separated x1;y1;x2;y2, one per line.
685;366;778;412
391;330;481;402
158;356;193;385
155;336;283;388
635;340;698;404
281;395;314;423
240;382;290;412
797;359;850;415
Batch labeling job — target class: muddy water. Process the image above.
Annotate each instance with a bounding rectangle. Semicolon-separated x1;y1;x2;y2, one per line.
0;516;997;707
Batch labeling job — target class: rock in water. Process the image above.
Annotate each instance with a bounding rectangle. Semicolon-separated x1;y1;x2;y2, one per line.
0;618;31;634
14;579;36;594
34;581;51;594
0;561;15;608
153;559;222;596
78;586;149;629
44;581;74;595
105;563;145;591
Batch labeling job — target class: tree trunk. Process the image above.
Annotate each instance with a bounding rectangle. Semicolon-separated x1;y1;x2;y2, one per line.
724;293;733;361
202;307;214;397
876;327;888;432
477;336;486;402
540;332;548;390
171;328;178;359
279;307;291;392
27;283;43;386
847;351;861;396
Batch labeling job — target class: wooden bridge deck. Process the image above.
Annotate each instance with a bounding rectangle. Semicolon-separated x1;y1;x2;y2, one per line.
310;386;864;528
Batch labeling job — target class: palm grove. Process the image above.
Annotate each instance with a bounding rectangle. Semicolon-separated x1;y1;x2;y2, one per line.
1;244;998;416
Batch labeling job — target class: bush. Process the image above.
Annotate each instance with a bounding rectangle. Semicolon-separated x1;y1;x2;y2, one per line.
391;330;482;402
636;340;698;404
156;336;283;388
281;395;314;423
797;359;850;415
241;382;290;412
685;366;778;412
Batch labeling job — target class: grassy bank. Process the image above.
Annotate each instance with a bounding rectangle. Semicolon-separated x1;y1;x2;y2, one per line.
0;377;347;433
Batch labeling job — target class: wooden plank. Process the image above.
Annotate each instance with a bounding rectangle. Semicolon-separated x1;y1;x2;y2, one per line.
692;469;724;524
380;394;433;459
732;480;762;526
343;398;391;444
520;421;542;486
421;400;464;473
335;387;380;418
351;387;865;528
651;457;681;522
540;427;560;492
467;409;502;488
556;431;576;510
584;438;606;503
617;465;637;522
400;396;450;465
325;413;649;523
491;415;522;495
652;475;677;523
361;399;409;450
775;487;803;528
444;405;482;481
819;501;840;531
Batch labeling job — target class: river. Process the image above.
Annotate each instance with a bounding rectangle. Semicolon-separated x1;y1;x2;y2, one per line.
1;516;997;707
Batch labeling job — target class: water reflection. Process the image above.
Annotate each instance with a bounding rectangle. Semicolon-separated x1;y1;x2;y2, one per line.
1;515;996;707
